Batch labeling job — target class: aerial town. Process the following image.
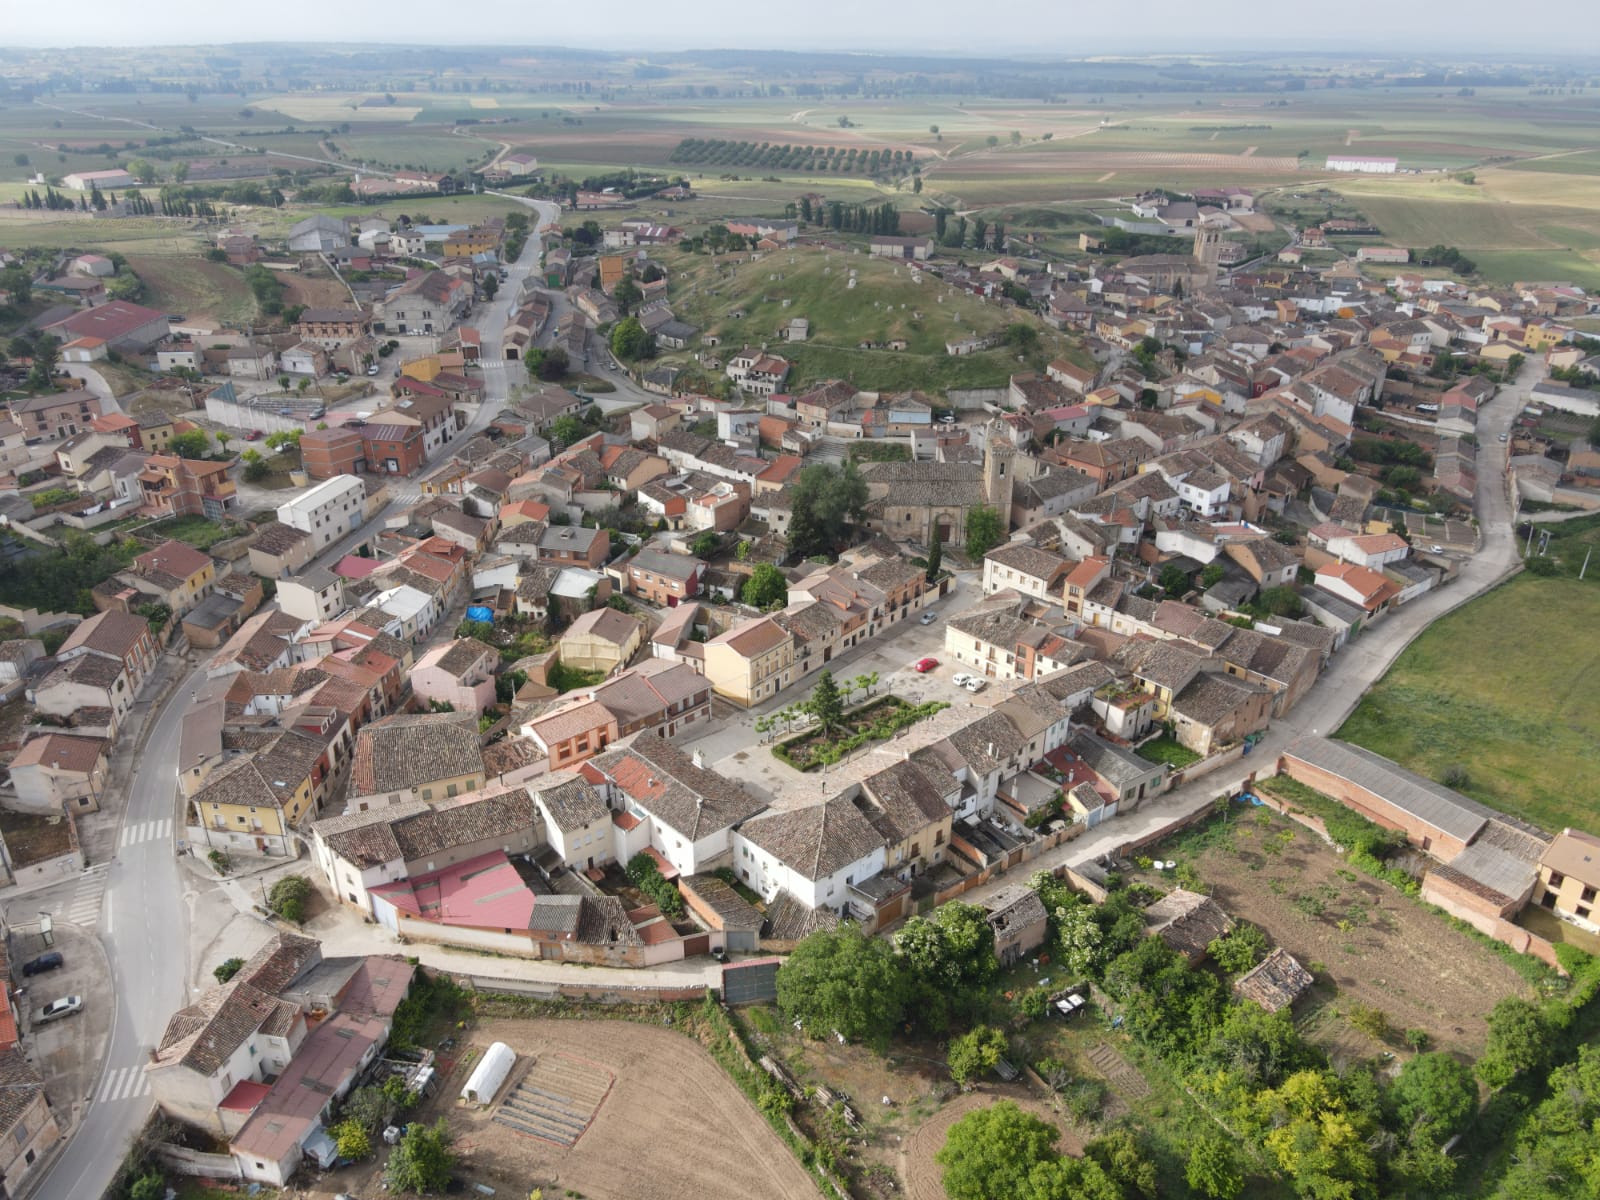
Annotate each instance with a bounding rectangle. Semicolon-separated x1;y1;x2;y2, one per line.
0;32;1597;1200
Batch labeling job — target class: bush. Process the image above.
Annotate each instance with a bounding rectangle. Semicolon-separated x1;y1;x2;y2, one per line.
213;957;245;983
267;874;311;923
625;852;685;918
207;849;231;875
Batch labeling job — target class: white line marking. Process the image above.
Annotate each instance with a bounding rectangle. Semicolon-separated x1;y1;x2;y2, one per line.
98;1067;126;1103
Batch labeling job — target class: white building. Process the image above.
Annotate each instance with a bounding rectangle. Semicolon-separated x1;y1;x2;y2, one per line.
732;798;886;911
276;476;365;554
1324;156;1398;174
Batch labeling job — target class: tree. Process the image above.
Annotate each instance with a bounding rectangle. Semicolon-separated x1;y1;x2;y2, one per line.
1477;997;1549;1089
549;414;584;448
1393;1052;1476;1140
786;461;868;559
924;522;944;582
1086;1128;1157;1200
964;505;1004;559
808;669;844;732
1185;1135;1244;1200
894;902;998;1031
333;1118;372;1160
480;274;498;300
1200;562;1226;589
266;875;311;923
214;430;233;452
129;1173;165;1200
168;430;210;458
610;316;654;361
213;957;245;983
936;1100;1119;1200
947;1025;1007;1086
26;334;59;392
537;345;570;380
1158;563;1192;596
740;562;788;610
243;458;271;482
775;925;909;1049
1004;322;1040;352
1207;922;1269;975
385;1118;456;1195
612;277;642;313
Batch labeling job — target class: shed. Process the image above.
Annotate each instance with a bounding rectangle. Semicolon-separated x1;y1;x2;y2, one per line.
460;1041;516;1106
1233;947;1314;1013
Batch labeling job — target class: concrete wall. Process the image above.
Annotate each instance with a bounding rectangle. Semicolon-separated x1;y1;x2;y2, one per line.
155;1145;244;1181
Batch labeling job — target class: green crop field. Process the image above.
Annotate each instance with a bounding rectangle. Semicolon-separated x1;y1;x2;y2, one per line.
1338;575;1600;834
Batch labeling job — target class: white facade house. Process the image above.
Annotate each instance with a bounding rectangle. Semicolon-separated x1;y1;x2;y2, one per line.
276;476;365;553
369;584;440;641
732;799;886;911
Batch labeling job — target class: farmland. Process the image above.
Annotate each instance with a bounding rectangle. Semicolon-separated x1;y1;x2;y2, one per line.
1338;573;1600;834
122;252;257;324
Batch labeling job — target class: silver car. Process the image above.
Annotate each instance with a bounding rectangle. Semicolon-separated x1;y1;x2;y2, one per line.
35;996;82;1025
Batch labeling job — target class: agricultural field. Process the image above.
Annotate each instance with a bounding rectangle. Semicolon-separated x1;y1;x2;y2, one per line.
374;1015;819;1200
1144;804;1533;1058
122;252;257;324
1338;573;1600;834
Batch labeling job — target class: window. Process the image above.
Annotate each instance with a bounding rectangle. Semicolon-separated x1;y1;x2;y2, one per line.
1579;905;1593;921
1585;887;1598;905
1549;871;1566;889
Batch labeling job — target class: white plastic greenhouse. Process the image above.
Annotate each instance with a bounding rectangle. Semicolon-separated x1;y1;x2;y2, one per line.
459;1041;516;1107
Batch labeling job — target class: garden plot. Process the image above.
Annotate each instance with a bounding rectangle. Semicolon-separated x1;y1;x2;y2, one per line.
493;1052;613;1147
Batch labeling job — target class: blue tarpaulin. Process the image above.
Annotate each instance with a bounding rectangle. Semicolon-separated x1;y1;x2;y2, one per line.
465;606;494;624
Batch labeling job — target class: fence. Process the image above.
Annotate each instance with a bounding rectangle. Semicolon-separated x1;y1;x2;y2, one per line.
461;974;707;1005
154;1143;242;1181
0;605;80;635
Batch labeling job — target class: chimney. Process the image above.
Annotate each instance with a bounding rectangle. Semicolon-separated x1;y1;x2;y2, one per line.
987;743;995;757
692;750;705;769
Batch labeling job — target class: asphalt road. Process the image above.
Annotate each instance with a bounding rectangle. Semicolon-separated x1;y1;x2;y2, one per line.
29;660;201;1200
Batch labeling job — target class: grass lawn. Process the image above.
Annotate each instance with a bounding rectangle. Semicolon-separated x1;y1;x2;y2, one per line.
1135;735;1201;770
146;515;237;550
1337;574;1600;833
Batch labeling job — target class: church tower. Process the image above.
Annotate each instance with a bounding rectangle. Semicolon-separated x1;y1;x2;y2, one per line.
982;421;1016;525
1193;224;1222;288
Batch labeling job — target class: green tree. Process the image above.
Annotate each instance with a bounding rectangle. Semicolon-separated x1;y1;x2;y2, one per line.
1477;997;1549;1089
774;925;909;1049
1004;322;1040;352
925;523;942;581
808;669;844;733
1086;1128;1157;1199
610;316;654;361
947;1025;1007;1086
385;1118;456;1195
212;957;245;983
243;458;271;482
894;901;998;1030
1392;1052;1477;1140
549;414;584;448
1185;1135;1244;1200
129;1172;165;1200
332;1118;372;1160
168;430;210;458
937;1100;1060;1200
612;277;642;313
786;461;868;559
266;875;311;923
1200;562;1226;589
740;562;788;609
964;505;1005;559
26;334;60;391
1207;922;1269;975
1158;563;1192;596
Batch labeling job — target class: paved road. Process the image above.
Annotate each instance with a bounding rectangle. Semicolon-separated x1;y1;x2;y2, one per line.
28;660;202;1200
960;362;1528;905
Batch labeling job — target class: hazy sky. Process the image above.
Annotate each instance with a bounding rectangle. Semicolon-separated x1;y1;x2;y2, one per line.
9;0;1600;53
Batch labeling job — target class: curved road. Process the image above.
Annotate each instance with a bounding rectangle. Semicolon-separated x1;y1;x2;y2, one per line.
30;199;565;1200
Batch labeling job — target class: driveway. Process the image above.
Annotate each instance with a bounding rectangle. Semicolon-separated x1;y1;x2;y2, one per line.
60;364;121;414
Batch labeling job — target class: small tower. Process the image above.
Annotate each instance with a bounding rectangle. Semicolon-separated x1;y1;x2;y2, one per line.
1193;224;1222;288
982;420;1016;525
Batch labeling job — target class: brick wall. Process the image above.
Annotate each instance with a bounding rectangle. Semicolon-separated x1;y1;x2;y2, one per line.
1279;752;1471;858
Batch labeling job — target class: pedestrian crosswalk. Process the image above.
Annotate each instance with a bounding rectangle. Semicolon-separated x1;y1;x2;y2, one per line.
118;817;172;849
95;1062;153;1105
63;863;109;927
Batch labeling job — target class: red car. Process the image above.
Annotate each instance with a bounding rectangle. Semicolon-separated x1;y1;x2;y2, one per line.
245;429;264;441
914;657;939;673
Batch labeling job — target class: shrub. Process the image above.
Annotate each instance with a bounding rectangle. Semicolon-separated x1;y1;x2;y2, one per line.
207;849;230;875
625;852;685;918
1347;1002;1391;1042
267;874;312;923
213;957;245;984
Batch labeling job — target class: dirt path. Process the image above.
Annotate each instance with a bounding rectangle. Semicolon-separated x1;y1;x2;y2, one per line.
900;1087;1082;1200
1096;171;1117;183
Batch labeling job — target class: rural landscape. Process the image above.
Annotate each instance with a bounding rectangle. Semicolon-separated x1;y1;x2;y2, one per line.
0;30;1597;1200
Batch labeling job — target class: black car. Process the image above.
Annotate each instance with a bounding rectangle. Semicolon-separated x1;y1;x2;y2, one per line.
22;952;63;977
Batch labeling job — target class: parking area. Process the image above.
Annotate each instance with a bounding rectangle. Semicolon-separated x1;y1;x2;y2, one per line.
9;922;112;1129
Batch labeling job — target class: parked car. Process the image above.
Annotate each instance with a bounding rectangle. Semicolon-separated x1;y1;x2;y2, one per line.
35;996;82;1025
245;429;264;441
951;672;972;687
367;364;381;376
1429;543;1444;553
918;611;937;625
964;677;988;694
22;952;62;977
914;657;939;673
1498;432;1508;442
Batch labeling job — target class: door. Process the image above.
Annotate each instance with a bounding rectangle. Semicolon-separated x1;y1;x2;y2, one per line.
683;934;711;957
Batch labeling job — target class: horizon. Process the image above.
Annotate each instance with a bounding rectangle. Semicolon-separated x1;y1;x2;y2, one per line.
5;0;1600;58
